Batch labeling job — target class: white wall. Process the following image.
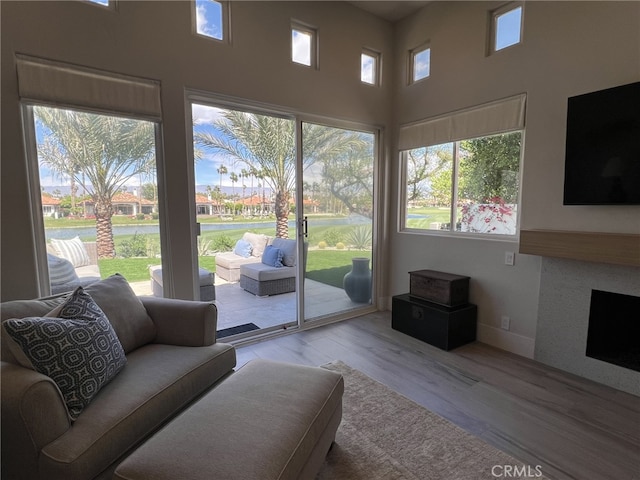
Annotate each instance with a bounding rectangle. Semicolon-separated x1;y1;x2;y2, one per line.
390;1;640;357
0;1;393;300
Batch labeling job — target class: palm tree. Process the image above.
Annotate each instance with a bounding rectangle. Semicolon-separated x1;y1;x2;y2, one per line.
195;110;363;238
36;106;156;258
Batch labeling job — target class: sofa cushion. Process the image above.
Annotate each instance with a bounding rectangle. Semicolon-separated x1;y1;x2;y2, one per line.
83;275;156;353
233;238;253;258
51;236;91;268
3;287;127;421
262;245;284;267
214;251;262;269
38;342;236;480
243;232;269;258
240;262;296;282
47;254;79;286
271;238;297;267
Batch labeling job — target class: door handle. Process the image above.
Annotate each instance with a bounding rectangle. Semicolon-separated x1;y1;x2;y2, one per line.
301;216;308;238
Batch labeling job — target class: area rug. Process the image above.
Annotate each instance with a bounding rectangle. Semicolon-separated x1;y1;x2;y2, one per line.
318;361;546;480
216;322;259;339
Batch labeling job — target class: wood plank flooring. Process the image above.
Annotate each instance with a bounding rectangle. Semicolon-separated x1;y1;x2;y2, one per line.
234;311;640;480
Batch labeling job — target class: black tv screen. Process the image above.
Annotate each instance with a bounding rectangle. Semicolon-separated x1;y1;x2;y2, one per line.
563;81;640;205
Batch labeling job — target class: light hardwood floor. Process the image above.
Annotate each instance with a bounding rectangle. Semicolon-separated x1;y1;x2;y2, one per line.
234;311;640;480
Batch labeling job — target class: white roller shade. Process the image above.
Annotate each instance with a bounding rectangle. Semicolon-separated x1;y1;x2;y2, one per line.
16;55;161;120
399;94;526;150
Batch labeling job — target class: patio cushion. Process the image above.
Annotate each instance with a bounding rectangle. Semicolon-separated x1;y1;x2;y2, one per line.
240;262;296;282
48;254;79;286
242;232;269;258
262;245;283;267
51;236;91;268
233;239;253;258
271;238;297;266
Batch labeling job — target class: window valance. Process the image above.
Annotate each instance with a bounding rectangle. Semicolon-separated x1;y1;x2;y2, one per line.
398;94;526;150
16;55;161;120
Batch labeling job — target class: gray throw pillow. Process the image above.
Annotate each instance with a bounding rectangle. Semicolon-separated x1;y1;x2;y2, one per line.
84;274;157;353
3;287;127;421
271;238;297;267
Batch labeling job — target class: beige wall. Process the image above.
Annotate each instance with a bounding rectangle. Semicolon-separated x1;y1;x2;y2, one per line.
1;1;393;300
390;1;640;356
2;1;639;359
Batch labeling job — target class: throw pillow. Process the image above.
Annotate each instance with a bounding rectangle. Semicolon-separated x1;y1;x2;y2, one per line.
51;236;91;268
3;287;127;421
47;253;79;286
262;245;284;267
243;232;269;257
84;274;157;354
271;238;297;267
233;238;253;258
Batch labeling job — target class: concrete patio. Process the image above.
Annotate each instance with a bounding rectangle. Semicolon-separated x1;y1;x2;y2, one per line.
130;276;367;335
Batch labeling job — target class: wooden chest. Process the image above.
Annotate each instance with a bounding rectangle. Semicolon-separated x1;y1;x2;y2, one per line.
409;269;470;307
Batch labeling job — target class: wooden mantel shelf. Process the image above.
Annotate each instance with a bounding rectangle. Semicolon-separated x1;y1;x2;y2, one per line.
519;230;640;267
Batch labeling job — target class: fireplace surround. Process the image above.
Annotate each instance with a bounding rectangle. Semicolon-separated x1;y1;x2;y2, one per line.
535;257;640;395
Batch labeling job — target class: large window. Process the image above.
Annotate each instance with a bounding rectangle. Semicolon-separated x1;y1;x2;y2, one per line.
399;95;526;237
402;132;522;235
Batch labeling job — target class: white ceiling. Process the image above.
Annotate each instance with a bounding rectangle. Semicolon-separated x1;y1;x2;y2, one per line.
347;1;431;22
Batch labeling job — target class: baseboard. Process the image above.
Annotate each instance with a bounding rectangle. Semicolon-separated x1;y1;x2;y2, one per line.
477;323;535;359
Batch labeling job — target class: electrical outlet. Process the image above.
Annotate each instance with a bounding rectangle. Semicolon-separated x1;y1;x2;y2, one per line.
504;251;515;266
501;315;510;330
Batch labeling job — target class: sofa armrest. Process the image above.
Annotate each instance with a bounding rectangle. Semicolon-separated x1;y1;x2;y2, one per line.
140;296;217;346
1;362;70;479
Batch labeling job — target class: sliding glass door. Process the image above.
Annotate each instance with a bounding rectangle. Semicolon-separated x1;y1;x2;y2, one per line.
189;96;378;339
300;122;376;323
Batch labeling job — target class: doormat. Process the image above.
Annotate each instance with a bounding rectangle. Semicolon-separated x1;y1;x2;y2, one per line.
217;322;260;339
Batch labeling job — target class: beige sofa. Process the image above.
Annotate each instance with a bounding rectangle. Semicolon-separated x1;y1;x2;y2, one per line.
0;275;236;480
214;232;271;282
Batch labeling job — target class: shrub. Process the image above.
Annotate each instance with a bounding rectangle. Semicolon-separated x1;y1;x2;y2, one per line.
211;234;234;252
198;237;213;256
118;233;147;258
135;213;145;221
318;241;327;249
347;225;372;250
323;228;344;247
336;242;345;250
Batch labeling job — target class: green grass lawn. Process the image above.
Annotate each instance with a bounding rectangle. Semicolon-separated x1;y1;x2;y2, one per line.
99;249;369;286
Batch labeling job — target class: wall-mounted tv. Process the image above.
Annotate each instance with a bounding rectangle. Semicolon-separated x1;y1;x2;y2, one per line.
563;81;640;205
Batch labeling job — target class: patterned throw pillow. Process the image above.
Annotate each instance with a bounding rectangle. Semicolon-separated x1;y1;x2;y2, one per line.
51;236;91;267
3;287;127;421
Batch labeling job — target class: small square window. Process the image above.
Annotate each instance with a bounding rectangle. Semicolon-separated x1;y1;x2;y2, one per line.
194;0;229;42
292;23;317;68
410;45;430;83
361;49;380;86
491;3;523;52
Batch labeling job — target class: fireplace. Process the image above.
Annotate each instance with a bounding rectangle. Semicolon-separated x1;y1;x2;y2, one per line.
586;290;640;372
535;257;640;395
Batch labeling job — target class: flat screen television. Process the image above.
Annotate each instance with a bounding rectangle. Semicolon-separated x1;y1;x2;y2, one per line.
563;81;640;205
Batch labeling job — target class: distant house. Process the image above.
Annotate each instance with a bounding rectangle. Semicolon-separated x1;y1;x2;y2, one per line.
195;194;224;215
112;192;156;216
41;194;61;217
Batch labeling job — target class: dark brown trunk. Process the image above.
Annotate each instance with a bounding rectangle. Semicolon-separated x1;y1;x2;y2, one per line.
275;190;289;239
95;199;115;258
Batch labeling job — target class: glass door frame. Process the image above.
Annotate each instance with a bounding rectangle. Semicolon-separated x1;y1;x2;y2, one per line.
186;90;382;335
